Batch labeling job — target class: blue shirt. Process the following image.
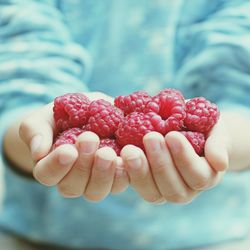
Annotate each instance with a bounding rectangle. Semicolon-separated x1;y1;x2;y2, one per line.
1;0;250;249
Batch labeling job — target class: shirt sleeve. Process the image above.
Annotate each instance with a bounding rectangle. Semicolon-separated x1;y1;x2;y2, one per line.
173;0;250;117
0;0;92;123
0;0;92;174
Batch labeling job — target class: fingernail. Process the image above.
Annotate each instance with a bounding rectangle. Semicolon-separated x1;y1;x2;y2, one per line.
167;138;181;154
79;141;98;154
30;135;42;155
58;154;75;166
126;157;142;169
146;138;161;152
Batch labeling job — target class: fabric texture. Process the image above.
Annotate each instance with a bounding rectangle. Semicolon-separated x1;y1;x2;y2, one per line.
1;0;250;249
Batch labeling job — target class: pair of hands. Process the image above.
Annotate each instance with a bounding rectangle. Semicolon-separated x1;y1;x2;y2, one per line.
19;92;230;204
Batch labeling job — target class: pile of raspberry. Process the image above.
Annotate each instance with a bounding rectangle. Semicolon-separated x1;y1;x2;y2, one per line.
53;89;219;156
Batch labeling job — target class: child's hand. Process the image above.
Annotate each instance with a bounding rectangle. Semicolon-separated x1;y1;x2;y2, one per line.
19;92;129;201
120;118;230;204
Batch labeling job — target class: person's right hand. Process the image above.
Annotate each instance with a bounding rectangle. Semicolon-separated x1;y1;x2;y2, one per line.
19;92;129;201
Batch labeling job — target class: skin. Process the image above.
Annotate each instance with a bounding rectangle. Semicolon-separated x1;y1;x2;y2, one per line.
3;92;130;201
3;92;250;204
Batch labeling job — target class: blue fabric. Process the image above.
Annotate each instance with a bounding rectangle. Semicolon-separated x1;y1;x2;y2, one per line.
1;0;250;249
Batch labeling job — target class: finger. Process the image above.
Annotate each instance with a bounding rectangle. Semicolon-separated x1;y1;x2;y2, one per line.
84;147;116;202
121;145;162;203
19;103;55;161
111;157;130;194
144;132;195;203
57;132;99;198
166;132;220;191
205;119;229;171
152;197;167;205
33;144;78;186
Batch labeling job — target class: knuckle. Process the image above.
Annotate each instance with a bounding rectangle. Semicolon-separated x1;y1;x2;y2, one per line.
19;119;32;138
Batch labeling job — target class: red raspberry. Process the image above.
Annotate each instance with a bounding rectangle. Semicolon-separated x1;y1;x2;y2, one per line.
99;138;122;156
157;88;184;100
53;127;84;149
87;99;124;138
145;88;186;132
180;131;205;156
184;97;219;133
115;112;165;149
53;93;90;132
114;91;152;115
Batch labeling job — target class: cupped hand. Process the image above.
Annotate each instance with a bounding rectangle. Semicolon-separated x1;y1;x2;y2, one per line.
19;92;129;201
121;118;230;204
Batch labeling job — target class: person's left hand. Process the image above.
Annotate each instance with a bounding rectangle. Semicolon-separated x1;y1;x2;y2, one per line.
120;118;230;204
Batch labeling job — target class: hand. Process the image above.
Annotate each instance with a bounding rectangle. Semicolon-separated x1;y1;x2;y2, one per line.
120;118;230;204
19;92;129;201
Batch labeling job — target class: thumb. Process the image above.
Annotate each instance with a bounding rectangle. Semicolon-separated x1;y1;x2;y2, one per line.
19;103;55;161
204;119;230;172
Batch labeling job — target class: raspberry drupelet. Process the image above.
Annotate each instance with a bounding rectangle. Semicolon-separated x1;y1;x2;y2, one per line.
114;91;152;115
53;93;90;132
145;88;186;133
115;112;165;150
52;89;220;155
180;131;206;156
53;127;84;149
184;97;220;133
87;99;124;138
99;138;122;156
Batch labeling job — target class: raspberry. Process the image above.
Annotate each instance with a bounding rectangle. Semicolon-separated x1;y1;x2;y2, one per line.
145;88;186;132
114;91;152;115
115;112;165;149
53;127;84;149
157;88;184;100
180;131;205;156
53;93;90;132
99;138;122;156
87;99;124;138
184;97;219;133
